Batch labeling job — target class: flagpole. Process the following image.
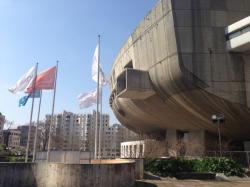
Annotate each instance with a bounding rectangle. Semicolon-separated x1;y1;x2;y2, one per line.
98;35;102;160
25;62;38;163
98;86;102;159
94;35;100;159
32;90;42;162
47;61;59;162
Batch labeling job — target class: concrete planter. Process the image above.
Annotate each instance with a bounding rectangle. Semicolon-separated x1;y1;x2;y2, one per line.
0;161;135;187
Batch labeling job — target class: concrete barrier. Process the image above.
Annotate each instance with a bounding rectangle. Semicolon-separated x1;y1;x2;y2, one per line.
0;162;135;187
36;151;92;164
91;159;134;164
135;159;144;180
90;158;144;179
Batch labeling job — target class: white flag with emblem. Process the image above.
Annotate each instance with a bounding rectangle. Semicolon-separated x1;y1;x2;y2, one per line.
77;90;98;109
92;44;107;86
8;66;36;94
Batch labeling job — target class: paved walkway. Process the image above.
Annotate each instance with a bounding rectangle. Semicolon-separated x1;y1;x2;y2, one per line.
136;179;250;187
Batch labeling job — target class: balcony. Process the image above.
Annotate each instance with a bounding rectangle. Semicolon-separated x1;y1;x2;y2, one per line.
116;69;155;99
226;16;250;52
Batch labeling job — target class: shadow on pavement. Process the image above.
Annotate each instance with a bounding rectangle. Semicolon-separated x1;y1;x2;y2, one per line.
135;180;157;187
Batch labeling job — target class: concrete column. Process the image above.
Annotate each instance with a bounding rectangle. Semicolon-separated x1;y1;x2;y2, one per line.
135;159;144;180
244;141;250;151
166;129;178;156
243;55;250;107
186;131;205;156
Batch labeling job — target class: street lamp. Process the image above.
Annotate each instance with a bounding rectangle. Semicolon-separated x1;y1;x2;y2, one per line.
211;114;225;157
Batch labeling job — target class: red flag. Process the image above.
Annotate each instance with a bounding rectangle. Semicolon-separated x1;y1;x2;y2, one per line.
26;66;56;93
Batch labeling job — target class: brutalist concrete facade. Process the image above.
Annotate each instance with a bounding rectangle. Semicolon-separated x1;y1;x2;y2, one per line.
109;0;250;153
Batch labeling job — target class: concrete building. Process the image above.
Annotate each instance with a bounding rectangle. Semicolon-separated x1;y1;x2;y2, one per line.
82;111;110;158
3;129;21;148
121;139;166;158
82;111;138;158
17;124;37;151
113;124;140;157
0;112;5;144
43;110;139;158
115;124;139;142
103;124;124;158
109;0;250;155
44;111;115;157
102;123;139;158
45;111;85;151
121;141;144;159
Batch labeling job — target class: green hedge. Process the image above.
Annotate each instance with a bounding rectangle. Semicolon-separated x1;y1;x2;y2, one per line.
0;156;27;162
195;157;245;177
144;157;244;177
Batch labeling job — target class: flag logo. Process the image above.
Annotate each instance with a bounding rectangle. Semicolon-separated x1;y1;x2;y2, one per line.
9;66;36;94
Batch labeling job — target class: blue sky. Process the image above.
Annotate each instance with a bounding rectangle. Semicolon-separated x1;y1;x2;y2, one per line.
0;0;158;127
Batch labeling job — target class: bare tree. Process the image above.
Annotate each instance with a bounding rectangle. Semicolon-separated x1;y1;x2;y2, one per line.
39;122;50;151
144;140;168;158
3;120;13;148
136;130;168;158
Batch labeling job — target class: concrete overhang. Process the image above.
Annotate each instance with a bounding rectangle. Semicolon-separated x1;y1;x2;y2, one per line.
116;69;155;99
226;16;250;52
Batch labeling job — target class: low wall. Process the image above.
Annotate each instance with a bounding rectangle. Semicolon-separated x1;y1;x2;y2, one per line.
36;151;92;164
91;159;134;164
0;162;135;187
135;159;144;179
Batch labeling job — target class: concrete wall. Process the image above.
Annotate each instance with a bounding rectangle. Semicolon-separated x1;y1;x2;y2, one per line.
109;0;250;141
36;151;92;164
0;162;135;187
173;0;250;105
166;130;205;156
135;159;144;180
185;131;205;156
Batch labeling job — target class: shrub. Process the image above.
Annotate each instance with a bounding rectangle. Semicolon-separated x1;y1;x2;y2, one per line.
195;157;244;177
8;156;26;162
145;158;197;177
0;144;6;151
144;157;245;177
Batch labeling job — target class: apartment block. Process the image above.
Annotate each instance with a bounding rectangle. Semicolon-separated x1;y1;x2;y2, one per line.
0;112;5;144
46;111;85;151
3;129;21;148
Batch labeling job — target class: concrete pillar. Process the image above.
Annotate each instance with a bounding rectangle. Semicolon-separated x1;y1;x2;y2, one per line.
186;131;205;156
135;159;144;180
244;141;250;151
166;129;178;156
243;55;250;107
166;129;206;156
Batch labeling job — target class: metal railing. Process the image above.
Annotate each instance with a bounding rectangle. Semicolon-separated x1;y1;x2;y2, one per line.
205;151;250;168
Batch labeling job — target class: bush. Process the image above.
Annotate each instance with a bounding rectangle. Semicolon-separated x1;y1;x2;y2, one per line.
8;156;26;162
0;155;26;162
195;157;244;177
0;144;6;151
144;157;245;177
145;158;197;177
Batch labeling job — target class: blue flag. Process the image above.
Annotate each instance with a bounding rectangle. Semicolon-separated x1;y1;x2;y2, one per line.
19;90;41;107
19;95;30;107
30;90;41;98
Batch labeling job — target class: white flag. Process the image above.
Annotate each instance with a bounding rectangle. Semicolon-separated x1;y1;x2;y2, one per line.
92;44;107;86
8;66;36;94
77;90;98;109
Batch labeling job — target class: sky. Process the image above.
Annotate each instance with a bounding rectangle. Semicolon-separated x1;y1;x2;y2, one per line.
0;0;158;127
